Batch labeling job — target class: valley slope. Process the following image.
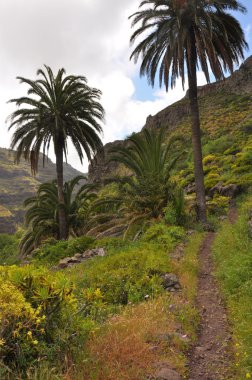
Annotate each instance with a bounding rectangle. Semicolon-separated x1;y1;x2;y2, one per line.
0;149;83;233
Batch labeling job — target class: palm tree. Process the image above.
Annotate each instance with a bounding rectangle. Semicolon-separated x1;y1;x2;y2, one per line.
8;65;104;239
88;128;185;238
20;176;95;256
129;0;248;223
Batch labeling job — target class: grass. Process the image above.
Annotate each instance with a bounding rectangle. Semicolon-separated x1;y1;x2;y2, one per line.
212;198;252;380
66;232;204;380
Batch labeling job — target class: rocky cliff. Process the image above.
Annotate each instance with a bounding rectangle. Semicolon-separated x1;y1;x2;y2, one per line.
88;56;252;183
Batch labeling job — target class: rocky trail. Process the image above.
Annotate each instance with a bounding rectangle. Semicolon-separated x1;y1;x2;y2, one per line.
188;209;237;380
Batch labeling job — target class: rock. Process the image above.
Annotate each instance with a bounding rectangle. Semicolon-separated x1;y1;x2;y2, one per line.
57;247;107;269
170;244;184;260
185;183;196;194
74;253;82;259
161;273;181;291
82;249;93;258
218;215;228;221
209;183;241;199
58;257;72;268
154;368;183;380
96;248;106;257
68;257;81;264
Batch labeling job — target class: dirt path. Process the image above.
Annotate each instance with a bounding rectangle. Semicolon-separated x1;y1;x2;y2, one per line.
188;232;233;380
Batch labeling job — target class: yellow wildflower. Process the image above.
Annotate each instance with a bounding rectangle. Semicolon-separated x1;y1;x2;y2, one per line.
0;338;5;346
246;374;251;379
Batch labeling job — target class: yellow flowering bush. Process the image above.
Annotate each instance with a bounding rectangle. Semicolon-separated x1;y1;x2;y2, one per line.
0;265;84;374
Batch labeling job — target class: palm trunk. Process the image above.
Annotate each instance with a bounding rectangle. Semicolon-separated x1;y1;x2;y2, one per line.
55;144;68;240
187;32;207;224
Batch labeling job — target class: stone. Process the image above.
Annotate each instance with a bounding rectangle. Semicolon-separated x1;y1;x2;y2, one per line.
96;248;106;257
161;273;181;291
68;257;81;264
155;367;183;380
58;257;72;268
209;183;241;199
74;253;82;259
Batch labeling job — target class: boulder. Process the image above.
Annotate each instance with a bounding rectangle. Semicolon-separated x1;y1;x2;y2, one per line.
96;248;106;257
209;182;241;198
58;257;72;268
74;253;83;259
161;273;181;291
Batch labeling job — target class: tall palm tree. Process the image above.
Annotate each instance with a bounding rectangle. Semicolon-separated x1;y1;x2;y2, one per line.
129;0;248;223
8;65;104;239
20;176;96;256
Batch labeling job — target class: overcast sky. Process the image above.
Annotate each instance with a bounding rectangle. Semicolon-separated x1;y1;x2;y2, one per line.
0;0;251;172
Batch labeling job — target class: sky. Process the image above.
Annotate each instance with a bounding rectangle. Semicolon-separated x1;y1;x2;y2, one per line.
0;0;251;172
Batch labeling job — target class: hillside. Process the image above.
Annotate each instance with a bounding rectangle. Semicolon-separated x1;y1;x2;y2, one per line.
0;148;83;232
89;56;252;188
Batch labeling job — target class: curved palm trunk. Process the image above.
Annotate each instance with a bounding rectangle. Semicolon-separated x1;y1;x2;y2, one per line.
187;33;207;224
55;144;68;239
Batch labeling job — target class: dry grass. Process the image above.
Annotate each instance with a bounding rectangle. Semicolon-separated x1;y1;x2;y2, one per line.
78;297;185;380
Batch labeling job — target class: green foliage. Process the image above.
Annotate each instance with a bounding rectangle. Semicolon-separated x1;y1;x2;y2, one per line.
90;128;185;239
32;236;95;266
141;223;185;250
213;199;252;377
0;233;20;265
70;242;172;307
203;135;235;155
8;65;104;174
0;265;89;375
164;188;187;225
207;194;230;216
20;176;95;256
93;237;127;250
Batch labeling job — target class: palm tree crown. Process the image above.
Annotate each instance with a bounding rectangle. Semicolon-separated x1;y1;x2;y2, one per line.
130;0;248;89
8;65;105;173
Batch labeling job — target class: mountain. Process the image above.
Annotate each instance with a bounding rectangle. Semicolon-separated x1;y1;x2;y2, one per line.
0;148;84;233
89;56;252;186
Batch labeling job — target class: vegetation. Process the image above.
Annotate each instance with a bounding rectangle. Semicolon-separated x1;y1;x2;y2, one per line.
20;176;95;256
213;198;252;379
88;128;185;238
129;0;248;223
8;66;104;239
0;4;251;379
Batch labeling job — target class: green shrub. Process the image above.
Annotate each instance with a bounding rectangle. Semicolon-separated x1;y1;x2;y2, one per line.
70;242;171;307
32;236;95;266
0;233;20;265
141;223;185;249
93;237;127;250
0;265;89;374
207;194;230;215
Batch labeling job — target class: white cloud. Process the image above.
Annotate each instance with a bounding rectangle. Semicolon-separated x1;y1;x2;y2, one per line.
245;23;251;40
0;0;207;173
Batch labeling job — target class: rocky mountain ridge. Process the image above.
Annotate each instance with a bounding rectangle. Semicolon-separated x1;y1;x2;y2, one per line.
88;56;252;183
